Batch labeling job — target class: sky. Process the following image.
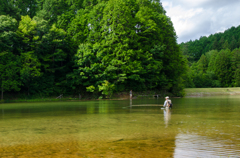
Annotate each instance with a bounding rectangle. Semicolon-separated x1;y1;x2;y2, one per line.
161;0;240;43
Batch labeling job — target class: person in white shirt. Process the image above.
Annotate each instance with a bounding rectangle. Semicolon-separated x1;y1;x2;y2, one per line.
163;96;172;108
130;90;132;99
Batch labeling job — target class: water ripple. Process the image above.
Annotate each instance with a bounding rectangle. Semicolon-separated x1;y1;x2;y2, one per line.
174;133;240;158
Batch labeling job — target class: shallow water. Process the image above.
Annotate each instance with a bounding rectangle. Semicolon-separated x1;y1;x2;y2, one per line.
0;96;240;157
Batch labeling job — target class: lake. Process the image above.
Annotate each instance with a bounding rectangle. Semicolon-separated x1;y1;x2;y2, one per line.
0;96;240;157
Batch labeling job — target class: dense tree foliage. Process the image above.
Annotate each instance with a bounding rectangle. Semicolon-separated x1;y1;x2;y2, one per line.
181;25;240;88
184;48;240;88
0;0;186;99
180;26;240;62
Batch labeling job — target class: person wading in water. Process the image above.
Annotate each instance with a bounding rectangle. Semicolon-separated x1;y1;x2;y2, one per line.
163;96;172;108
130;90;133;99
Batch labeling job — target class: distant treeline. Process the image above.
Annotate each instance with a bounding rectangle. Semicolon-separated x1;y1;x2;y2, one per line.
0;0;186;100
180;26;240;88
180;25;240;62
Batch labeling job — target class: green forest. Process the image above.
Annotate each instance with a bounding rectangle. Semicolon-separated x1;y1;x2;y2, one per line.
2;0;240;101
180;25;240;88
0;0;186;100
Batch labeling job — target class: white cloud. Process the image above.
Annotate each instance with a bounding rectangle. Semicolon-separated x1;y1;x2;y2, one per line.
161;0;240;43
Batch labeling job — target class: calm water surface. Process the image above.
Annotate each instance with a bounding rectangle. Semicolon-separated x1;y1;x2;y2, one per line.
0;96;240;157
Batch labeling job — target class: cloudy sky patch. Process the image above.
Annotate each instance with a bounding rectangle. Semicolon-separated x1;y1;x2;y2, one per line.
161;0;240;43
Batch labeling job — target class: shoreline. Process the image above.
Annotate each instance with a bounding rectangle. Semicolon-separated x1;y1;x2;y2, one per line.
0;90;172;103
2;87;240;103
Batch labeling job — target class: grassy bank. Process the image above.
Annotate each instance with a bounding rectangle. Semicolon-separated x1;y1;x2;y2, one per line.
185;87;240;96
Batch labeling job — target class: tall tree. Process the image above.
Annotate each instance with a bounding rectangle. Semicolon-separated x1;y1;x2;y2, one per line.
20;52;41;95
231;48;240;86
229;36;237;50
0;15;18;54
197;54;208;73
0;15;21;100
16;15;69;95
0;52;21;100
219;36;225;50
222;40;229;49
212;37;218;50
214;49;232;86
75;0;186;95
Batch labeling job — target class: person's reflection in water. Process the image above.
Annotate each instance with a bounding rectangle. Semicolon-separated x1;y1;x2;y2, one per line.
130;98;132;112
164;108;171;127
